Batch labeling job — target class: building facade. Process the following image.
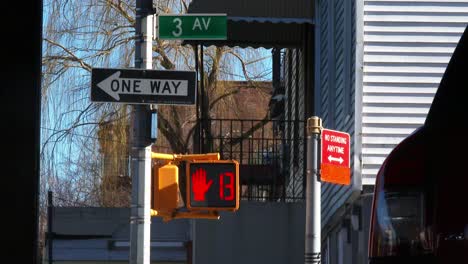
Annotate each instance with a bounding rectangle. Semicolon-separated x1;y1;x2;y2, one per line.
284;0;468;263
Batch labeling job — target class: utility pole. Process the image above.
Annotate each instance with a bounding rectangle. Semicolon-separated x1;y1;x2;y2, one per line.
48;191;53;264
130;0;154;263
305;116;322;264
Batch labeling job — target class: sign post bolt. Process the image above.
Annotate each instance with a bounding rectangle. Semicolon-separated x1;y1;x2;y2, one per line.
305;116;322;264
307;116;322;135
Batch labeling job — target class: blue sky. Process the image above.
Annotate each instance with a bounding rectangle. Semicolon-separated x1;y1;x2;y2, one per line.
40;1;274;204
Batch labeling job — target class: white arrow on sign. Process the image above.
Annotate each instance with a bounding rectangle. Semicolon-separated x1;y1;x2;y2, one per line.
96;71;188;100
328;155;344;164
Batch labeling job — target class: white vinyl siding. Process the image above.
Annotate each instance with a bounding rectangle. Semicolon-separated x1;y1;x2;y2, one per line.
362;0;468;184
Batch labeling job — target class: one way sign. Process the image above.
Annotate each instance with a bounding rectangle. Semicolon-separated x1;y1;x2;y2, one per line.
91;68;196;105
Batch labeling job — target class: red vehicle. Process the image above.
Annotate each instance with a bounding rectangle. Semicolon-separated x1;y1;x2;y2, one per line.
368;26;468;263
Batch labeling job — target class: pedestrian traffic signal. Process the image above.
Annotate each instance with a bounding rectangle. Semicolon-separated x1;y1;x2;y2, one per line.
186;160;239;211
151;152;239;221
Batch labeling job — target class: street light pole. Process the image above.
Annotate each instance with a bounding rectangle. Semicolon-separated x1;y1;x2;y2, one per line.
129;1;154;263
305;116;322;264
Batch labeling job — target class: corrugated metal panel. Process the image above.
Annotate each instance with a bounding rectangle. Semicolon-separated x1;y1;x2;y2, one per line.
52;239;187;261
52;207;130;236
286;49;303;198
185;0;314;48
194;202;306;264
50;207;189;262
284;50;293;198
287;49;296;197
362;0;468;184
294;49;305;198
188;0;313;21
283;45;309;200
298;49;306;198
319;0;330;124
184;20;309;48
52;207;190;241
318;0;359;227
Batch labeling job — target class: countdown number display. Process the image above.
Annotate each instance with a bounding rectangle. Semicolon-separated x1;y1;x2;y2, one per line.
186;160;239;211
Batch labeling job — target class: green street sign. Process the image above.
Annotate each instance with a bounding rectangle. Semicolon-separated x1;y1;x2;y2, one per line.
158;14;227;40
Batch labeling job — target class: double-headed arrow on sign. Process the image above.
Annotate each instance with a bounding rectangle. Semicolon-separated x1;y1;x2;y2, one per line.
327;155;344;164
321;128;351;185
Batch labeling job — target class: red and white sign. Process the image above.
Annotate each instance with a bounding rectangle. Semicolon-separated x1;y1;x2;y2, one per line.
321;128;350;185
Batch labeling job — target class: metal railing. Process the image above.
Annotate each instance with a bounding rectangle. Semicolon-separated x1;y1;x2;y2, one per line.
199;118;306;202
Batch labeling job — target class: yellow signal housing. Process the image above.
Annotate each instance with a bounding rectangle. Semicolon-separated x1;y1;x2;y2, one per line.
152;163;179;211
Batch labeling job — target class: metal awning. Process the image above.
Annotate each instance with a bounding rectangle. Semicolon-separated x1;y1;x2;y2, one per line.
183;0;314;48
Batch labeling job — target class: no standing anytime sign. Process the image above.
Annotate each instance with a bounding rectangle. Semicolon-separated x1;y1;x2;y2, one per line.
321;128;350;185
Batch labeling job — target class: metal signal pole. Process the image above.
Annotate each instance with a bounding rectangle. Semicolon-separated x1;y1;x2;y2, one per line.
130;0;154;263
305;117;322;264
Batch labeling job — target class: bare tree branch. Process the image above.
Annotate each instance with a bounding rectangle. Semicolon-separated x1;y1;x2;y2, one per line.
44;38;93;72
105;0;135;25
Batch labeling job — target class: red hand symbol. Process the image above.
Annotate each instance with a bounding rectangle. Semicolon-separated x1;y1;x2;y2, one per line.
192;168;213;201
